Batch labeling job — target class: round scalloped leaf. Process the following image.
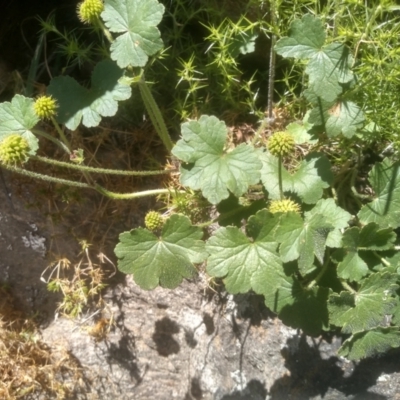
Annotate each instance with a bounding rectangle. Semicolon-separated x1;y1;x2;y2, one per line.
328;272;398;334
47;60;131;130
275;14;353;102
206;210;282;294
172;115;261;205
0;94;39;155
260;151;333;204
102;0;165;68
338;328;400;361
114;214;207;290
358;159;400;228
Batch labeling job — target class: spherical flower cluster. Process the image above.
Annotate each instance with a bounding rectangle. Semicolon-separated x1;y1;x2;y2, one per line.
269;199;301;214
77;0;104;24
267;131;295;157
33;95;58;120
144;211;165;231
0;134;30;165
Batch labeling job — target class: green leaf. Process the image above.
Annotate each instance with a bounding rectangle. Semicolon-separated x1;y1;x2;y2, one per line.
114;214;207;290
305;198;351;248
260;152;333;204
275;14;353;102
172;115;261;204
286;116;316;145
48;60;131;130
334;223;395;282
275;14;326;59
358;159;400;228
338;327;400;360
217;195;267;227
102;0;165;68
278;282;331;336
229;32;258;57
0;94;39;154
305;43;353;102
308;95;365;138
206;210;283;294
324;101;365;138
328;272;398;334
276;212;333;275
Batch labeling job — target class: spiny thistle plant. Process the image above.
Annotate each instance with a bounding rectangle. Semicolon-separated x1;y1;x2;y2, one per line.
3;0;400;363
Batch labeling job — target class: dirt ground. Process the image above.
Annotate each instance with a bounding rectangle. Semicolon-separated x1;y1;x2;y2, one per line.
2;166;400;399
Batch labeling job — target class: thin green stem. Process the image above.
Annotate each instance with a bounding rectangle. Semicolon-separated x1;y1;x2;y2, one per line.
33;155;176;176
278;154;283;199
32;129;70;154
4;164;180;200
94;185;176;200
50;117;71;152
3;164;92;189
251;118;268;146
340;279;357;294
139;77;174;152
267;0;277;123
97;19;114;44
307;252;330;290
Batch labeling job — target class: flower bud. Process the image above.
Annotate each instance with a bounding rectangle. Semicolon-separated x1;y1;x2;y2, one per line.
269;199;301;214
33;95;58;119
268;131;295;157
0;134;30;165
77;0;104;25
144;211;164;231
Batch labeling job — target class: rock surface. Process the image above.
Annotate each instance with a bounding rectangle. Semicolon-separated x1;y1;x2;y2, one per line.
1;170;400;399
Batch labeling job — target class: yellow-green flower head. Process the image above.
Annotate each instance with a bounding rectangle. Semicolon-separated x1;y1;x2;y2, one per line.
78;0;104;24
268;131;295;157
269;199;301;214
0;134;30;165
33;95;58;120
144;211;165;231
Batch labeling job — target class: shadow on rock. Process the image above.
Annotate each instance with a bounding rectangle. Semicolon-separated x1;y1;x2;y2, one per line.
269;333;400;399
152;316;180;356
220;379;267;400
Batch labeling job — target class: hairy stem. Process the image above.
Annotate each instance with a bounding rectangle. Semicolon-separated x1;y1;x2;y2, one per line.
94;185;177;200
33;155;176;176
3;164;92;189
267;0;277;123
50;117;71;152
32;129;70;154
278;154;283;199
4;165;180;200
139;77;174;153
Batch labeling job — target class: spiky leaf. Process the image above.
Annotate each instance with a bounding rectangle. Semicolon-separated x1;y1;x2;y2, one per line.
172;115;261;204
115;214;207;290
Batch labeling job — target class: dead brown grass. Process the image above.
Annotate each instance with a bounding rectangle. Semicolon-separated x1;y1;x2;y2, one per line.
0;287;83;399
